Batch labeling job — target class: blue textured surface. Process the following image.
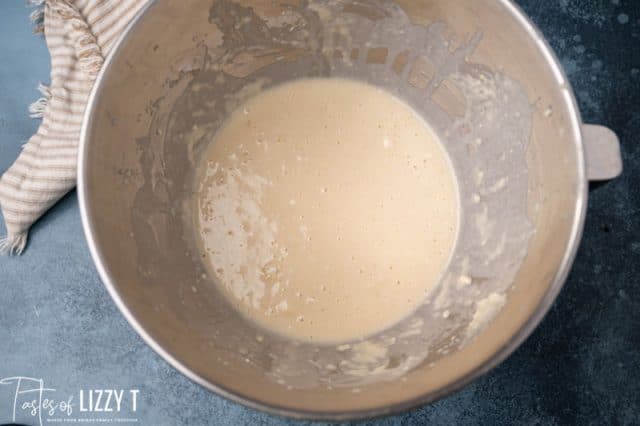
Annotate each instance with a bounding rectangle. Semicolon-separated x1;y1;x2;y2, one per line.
1;1;639;424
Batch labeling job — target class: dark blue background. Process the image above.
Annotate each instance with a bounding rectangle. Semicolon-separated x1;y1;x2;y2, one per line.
0;1;638;424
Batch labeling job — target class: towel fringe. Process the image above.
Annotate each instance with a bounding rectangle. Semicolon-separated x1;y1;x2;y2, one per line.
38;82;51;98
28;83;51;118
28;0;46;34
29;7;44;24
29;97;49;118
0;232;28;256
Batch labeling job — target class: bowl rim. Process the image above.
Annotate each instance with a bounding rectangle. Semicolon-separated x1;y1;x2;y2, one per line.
77;0;588;420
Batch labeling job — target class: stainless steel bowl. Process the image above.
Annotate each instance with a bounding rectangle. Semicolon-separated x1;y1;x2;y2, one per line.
78;0;622;420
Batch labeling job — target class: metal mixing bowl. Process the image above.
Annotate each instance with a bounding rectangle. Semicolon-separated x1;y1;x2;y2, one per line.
78;0;622;419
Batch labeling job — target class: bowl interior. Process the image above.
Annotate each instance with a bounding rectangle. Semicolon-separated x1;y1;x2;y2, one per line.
80;0;585;417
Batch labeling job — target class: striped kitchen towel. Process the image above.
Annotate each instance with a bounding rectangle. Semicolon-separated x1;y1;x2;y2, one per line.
0;0;147;254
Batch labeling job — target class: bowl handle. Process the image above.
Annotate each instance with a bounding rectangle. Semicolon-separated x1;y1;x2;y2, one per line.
583;124;623;181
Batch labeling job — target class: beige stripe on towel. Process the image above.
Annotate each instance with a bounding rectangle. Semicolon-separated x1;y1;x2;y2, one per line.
0;0;147;254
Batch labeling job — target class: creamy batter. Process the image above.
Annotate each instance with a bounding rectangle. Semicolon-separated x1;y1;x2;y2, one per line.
196;78;458;343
